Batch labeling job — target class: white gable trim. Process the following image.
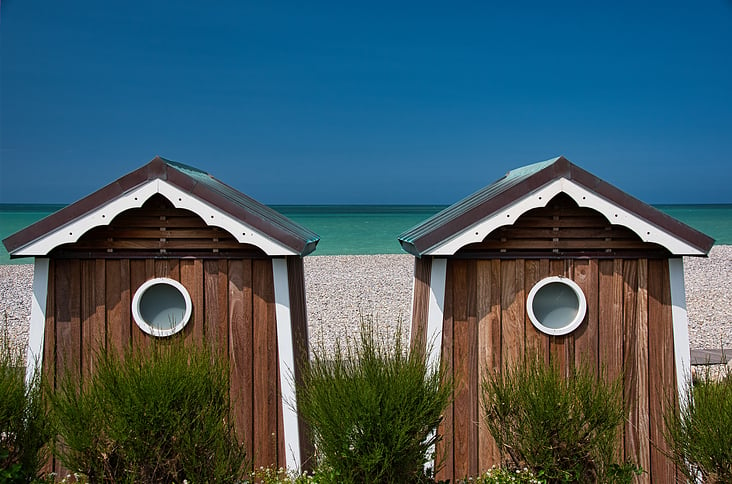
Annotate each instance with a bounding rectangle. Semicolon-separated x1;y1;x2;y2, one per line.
11;179;297;257
425;178;705;256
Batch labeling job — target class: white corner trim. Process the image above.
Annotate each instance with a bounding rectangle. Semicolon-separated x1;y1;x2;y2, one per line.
26;258;49;385
424;178;705;256
669;258;692;408
272;258;301;471
12;179;297;257
424;257;446;475
426;258;447;374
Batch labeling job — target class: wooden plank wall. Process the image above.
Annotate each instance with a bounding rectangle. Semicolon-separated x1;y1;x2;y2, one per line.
43;256;292;474
423;257;677;483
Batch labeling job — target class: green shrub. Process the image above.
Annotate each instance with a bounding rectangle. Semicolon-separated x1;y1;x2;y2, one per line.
295;321;452;484
49;339;247;483
481;355;638;484
458;466;542;483
664;365;732;483
0;318;49;483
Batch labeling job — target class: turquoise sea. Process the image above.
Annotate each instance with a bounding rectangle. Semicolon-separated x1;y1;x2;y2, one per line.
1;204;730;265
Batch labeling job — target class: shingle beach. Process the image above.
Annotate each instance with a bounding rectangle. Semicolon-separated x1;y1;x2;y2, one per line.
2;246;730;354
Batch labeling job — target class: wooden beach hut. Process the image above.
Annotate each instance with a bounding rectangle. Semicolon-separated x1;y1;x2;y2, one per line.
3;156;318;473
399;156;714;482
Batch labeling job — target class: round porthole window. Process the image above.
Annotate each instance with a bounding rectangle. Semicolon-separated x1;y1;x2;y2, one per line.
132;278;192;337
526;276;587;336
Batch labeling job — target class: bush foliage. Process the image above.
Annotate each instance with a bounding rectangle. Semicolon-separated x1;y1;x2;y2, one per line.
48;339;247;483
664;366;732;483
295;322;452;484
0;322;49;483
481;355;638;484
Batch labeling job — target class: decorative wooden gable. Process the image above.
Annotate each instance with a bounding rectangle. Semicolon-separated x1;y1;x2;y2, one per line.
399;156;713;257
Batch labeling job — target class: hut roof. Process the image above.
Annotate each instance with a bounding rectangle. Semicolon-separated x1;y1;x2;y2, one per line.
3;156;320;257
398;156;714;257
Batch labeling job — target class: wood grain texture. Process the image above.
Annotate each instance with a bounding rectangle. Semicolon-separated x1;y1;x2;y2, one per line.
573;259;599;374
130;259;150;350
53;258;80;478
205;259;229;355
476;260;500;470
180;259;204;346
648;259;676;482
500;259;525;368
452;260;472;479
622;260;642;471
410;257;432;352
81;259;106;381
435;262;454;482
41;262;56;475
635;259;650;484
228;259;254;459
598;259;625;459
287;256;315;468
252;258;279;468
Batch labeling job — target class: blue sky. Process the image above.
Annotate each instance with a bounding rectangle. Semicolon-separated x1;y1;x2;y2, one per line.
1;1;731;205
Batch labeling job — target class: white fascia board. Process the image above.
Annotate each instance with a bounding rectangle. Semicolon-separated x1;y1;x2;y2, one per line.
12;180;296;257
425;178;705;256
272;258;302;471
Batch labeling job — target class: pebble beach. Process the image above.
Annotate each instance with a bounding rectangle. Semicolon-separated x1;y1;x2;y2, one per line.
2;246;731;354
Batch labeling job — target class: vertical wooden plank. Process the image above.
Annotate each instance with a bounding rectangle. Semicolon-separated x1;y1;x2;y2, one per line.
466;260;479;478
287;256;315;468
452;260;470;479
54;259;81;478
435;262;454;482
253;259;278;469
41;261;56;475
410;257;432;352
477;259;500;471
599;259;624;383
635;259;650;483
55;259;81;377
501;259;525;368
81;260;106;381
205;259;229;355
648;259;675;482
180;259;204;347
599;258;625;459
489;259;502;370
524;259;549;361
622;260;640;466
106;259;129;355
229;259;254;460
550;260;574;377
130;259;150;350
573;259;599;374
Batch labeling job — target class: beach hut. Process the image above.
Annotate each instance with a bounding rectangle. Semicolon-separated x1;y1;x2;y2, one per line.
399;156;714;482
3;156;318;473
